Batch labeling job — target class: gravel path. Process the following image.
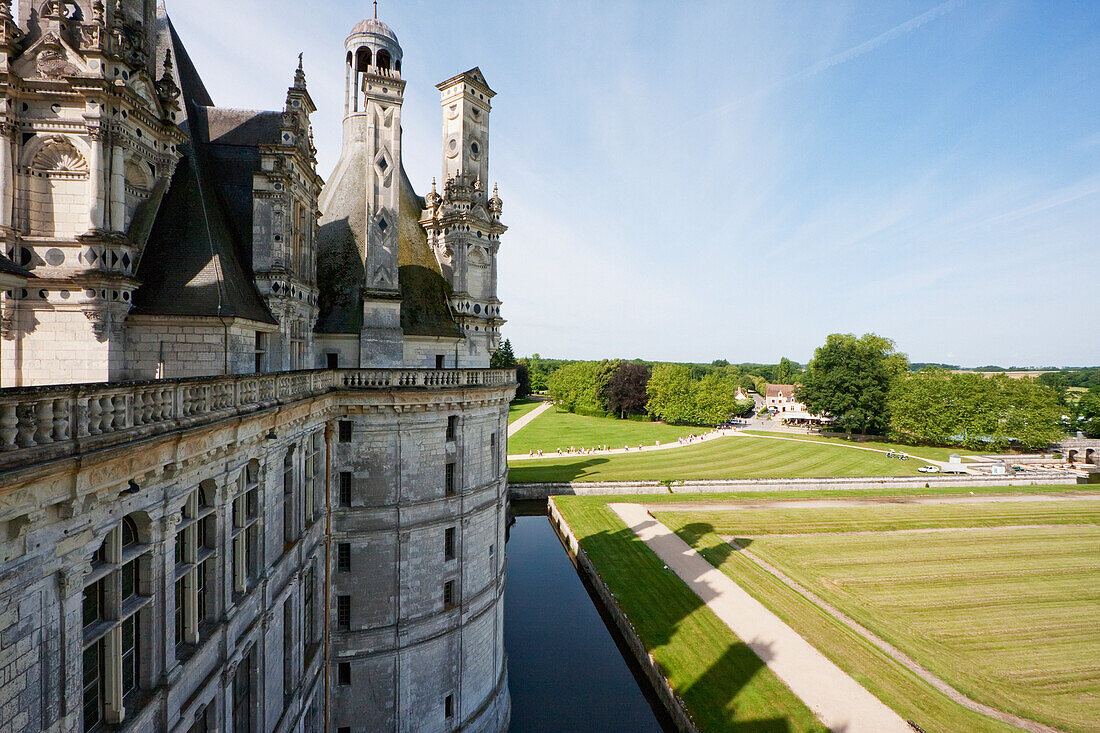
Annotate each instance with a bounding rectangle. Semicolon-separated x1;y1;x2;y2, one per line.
610;502;913;733
507;400;555;437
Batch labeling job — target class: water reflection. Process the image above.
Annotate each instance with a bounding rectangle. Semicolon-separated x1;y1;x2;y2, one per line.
504;510;668;732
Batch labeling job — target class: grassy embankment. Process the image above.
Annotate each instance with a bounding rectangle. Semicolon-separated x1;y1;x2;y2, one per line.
509;430;927;482
509;407;697;455
553;497;827;732
554;489;1100;731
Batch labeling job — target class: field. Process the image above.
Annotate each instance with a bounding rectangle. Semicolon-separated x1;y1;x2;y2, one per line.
557;489;1100;732
743;430;1012;462
508;399;546;424
508;432;926;482
508;407;696;455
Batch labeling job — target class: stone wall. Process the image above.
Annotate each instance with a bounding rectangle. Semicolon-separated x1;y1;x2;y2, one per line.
125;319;267;380
509;473;1080;500
328;389;510;732
0;368;515;732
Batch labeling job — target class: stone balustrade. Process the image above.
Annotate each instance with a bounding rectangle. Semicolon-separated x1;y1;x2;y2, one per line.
0;368;516;471
337;368;514;389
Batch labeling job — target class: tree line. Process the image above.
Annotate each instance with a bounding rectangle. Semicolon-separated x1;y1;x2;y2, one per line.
496;334;1084;448
795;333;1067;450
543;359;754;426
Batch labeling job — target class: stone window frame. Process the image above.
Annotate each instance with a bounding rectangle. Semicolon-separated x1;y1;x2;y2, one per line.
304;430;322;527
443;579;456;610
302;562;318;665
81;514;154;729
282;596;295;708
336;542;351;572
338;472;352;507
444;526;456;562
232;645;256;733
336;595;351;630
174;480;217;655
232;461;262;596
445;462;456;497
282;448;297;547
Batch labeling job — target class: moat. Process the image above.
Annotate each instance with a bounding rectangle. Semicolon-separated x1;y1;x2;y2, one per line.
504;505;671;732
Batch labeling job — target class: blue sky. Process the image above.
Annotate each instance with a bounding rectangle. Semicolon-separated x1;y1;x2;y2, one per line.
166;0;1100;367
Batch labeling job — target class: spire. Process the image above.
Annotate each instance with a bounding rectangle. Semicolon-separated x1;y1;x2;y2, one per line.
155;49;181;110
294;52;308;90
489;183;502;215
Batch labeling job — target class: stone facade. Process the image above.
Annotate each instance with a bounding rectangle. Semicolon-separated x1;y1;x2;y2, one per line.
0;4;513;732
0;368;515;732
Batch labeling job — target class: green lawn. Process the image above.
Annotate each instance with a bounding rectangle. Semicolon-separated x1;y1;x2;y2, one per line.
508;407;697;454
743;431;1011;462
508;399;546;424
555;490;1100;732
652;497;1100;732
508;433;926;482
553;498;827;732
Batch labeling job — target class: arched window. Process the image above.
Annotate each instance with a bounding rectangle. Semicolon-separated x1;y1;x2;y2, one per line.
81;514;150;729
355;47;372;72
283;449;297;545
376;49;392;71
304;430;322;527
232;461;262;595
394;59;401;73
174;481;217;653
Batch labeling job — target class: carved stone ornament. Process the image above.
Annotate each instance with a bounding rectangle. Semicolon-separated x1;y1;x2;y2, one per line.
35;37;78;78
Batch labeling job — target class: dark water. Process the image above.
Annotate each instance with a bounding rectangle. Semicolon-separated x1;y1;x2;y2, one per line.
504;511;668;732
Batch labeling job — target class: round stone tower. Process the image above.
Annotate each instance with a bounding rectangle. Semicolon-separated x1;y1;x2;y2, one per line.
323;12;513;732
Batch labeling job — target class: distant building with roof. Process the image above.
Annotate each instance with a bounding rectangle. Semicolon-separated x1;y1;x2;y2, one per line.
765;383;831;425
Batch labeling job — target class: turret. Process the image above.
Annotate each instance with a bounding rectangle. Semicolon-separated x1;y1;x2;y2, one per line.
420;68;506;361
317;12;406;367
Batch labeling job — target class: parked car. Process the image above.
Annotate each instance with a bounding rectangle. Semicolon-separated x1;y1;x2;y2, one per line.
918;465;940;473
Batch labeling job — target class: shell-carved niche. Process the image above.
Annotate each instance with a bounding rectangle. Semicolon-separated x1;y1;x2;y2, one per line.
31;137;89;178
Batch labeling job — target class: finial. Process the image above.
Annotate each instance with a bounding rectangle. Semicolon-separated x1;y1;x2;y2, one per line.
493;183;498;196
92;0;104;24
293;53;308;89
163;49;174;73
373;1;378;20
431;177;437;193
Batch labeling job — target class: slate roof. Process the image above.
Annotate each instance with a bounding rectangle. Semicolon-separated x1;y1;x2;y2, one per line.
0;253;33;279
316;161;462;340
131;13;275;324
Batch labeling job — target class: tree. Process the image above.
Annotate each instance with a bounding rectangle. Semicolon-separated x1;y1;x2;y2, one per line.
490;339;516;368
514;363;531;399
1078;387;1100;438
889;370;1063;450
604;362;650;419
797;333;908;435
774;357;799;384
693;372;740;425
546;360;618;416
646;364;697;424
